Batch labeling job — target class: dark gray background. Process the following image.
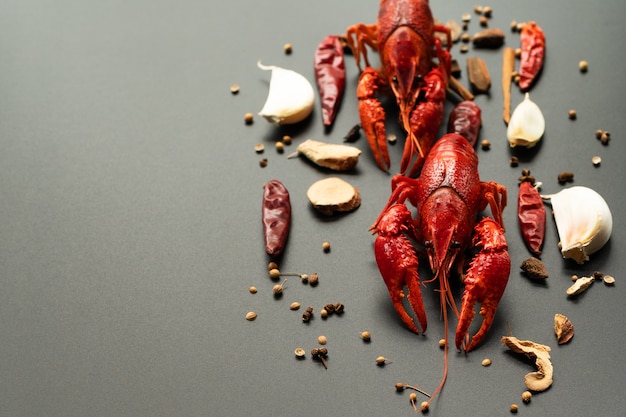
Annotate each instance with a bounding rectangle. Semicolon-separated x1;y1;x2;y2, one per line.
1;1;625;416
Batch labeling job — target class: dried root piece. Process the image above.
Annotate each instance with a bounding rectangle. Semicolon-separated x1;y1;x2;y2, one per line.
566;276;594;296
289;139;361;171
307;177;361;216
502;336;553;392
467;56;491;93
554;314;574;344
520;257;548;280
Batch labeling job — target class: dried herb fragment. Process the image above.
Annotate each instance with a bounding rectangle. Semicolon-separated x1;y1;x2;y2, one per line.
520;257;548;280
501;336;553;392
554;313;574;344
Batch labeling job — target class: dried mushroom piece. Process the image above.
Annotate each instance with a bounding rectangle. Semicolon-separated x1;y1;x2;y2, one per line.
501;336;553;392
554;314;574;344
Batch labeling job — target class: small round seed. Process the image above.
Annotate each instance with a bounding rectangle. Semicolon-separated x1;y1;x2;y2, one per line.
409;392;417;402
244;112;254;124
592;155;602;166
481;139;491;150
273;280;286;297
245;311;257;321
259;158;268;168
461;33;471;43
230;84;240;94
395;382;405;392
254;143;264;153
308;273;319;286
460;44;469;53
522;391;532;403
320;308;328;319
603;275;616;285
387;133;397;143
275;141;285;153
420;402;429;413
249;286;258;294
571;274;578;282
601;131;610;145
482;6;492;17
318;335;328;345
439;339;446;348
322;241;331;252
479;16;488;27
514;48;522;58
269;268;281;280
474;5;483;14
290;301;301;310
294;347;306;359
361;331;372;342
509;156;519;167
510;20;518;32
482;358;492;367
284;43;293;54
579;60;588;72
282;135;292;145
268;262;278;270
376;356;388;366
568;109;577;120
461;12;471;22
510;403;519;413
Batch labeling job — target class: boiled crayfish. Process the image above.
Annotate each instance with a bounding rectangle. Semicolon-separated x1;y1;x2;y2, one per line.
370;132;511;404
344;0;451;175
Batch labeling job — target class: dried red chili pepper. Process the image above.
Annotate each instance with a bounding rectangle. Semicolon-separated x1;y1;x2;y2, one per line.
262;179;291;257
519;21;545;91
517;171;546;256
447;100;482;147
314;35;346;127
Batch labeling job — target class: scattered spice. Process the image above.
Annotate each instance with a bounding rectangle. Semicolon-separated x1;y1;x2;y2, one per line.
557;171;574;184
409;393;418;412
592;156;601;166
472;28;505;48
520;257;548;280
230;84;240;94
343;124;361;142
461;32;471;43
480;15;488;27
509;156;519;167
522;391;532;403
554;313;574;344
249;286;258;294
517;171;546;256
519;22;546;91
268;262;278;270
447;100;482;147
568;109;577;120
566;276;594;296
245;311;257;321
254;143;265;153
481;139;491;150
308;273;319;286
510;20;518;32
501;336;553;391
510;404;519;413
320;308;328;319
272;279;287;297
482;358;492;367
290;301;301;310
387;133;397;144
600;131;610;145
376;356;392;366
275;141;285;153
502;47;516;124
579;60;588;73
307;177;361;216
420;402;429;413
282;135;292;145
302;306;314;323
361;331;371;342
311;347;328;369
467;56;491;93
322;241;331;252
461;12;471;22
460;44;469;53
244;112;254;124
317;335;328;345
283;43;292;54
593;270;603;280
438;339;446;348
482;6;492;17
259;158;268;168
262;180;291;257
603;275;615;285
294;347;306;359
314;35;346;127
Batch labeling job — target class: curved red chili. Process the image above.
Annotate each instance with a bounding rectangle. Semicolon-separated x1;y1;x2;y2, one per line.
519;21;545;91
262;180;291;257
314;35;346;127
447;100;482;147
517;176;546;256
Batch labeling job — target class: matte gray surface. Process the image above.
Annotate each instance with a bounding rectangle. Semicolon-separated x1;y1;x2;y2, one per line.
1;1;625;416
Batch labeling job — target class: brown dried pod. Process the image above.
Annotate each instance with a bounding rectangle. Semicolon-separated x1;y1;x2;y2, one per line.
472;28;506;48
520;257;548;280
557;171;574;184
554;313;574;344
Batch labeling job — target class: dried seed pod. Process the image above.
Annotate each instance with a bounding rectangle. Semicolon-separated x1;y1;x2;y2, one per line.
554;313;574;344
289;139;361;171
566;276;594;296
520;257;548;280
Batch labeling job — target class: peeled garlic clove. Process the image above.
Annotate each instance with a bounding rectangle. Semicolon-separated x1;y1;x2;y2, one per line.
257;61;315;126
507;93;545;148
543;186;612;264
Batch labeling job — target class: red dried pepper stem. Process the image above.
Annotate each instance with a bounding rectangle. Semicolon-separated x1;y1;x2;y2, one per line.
262;180;291;257
518;21;545;91
314;35;346;127
517;179;546;256
447;100;482;147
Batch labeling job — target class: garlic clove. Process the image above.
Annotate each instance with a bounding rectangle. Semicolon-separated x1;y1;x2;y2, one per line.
257;61;315;126
507;93;545;148
542;186;612;264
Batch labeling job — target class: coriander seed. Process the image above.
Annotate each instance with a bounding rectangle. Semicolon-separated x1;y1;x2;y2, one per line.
395;382;405;392
230;84;240;94
420;402;429;413
592;155;602;166
320;308;328;319
290;301;301;310
317;335;327;345
249;286;258;294
268;261;278;270
282;135;292;145
579;60;588;72
409;393;418;412
603;275;615;285
244;112;254;124
481;358;492;366
259;158;268;168
522;390;532;403
275;141;284;153
269;268;281;280
376;356;391;366
322;241;331;252
439;338;446;348
308;273;319;286
361;331;372;342
284;43;293;54
294;347;306;359
568;109;577;120
510;403;519;413
272;279;287;297
254;143;265;153
481;139;491;150
245;311;257;321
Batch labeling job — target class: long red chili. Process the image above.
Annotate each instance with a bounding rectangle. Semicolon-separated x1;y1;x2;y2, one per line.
314;35;346;127
517;172;546;256
262;180;291;257
447;100;482;147
519;21;545;91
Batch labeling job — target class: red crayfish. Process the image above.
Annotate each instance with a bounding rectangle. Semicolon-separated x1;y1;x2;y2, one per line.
370;131;511;403
344;0;451;176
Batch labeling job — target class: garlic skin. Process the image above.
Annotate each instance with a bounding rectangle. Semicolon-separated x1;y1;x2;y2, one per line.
543;186;612;264
507;93;545;148
257;62;315;126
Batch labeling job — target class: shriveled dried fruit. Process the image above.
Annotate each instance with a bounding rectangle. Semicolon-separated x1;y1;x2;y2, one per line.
502;336;553;391
566;276;594;296
520;257;548;280
554;313;574;344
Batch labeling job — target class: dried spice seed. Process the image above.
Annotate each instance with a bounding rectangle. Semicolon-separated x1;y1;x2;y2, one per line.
361;331;371;342
481;139;491;149
439;338;446;348
520;257;548;280
557;171;574;184
603;275;616;285
302;306;314;322
510;404;519;413
409;393;418;412
311;347;328;369
474;5;483;14
269;268;281;280
268;262;278;270
317;335;327;345
509;156;519;167
245;311;257;321
376;356;391;366
259;158;268;168
460;44;469;53
320;308;328;319
275;141;285;153
462;12;472;22
272;279;287;297
290;301;301;310
510;20;518;32
461;32;471;43
283;43;293;54
322;241;331;252
230;84;240;94
254;143;265;153
522;391;532;403
282;135;292;145
568;109;577;120
600;131;610;145
482;6;493;17
554;313;575;344
387;133;397;144
334;302;345;313
579;60;588;72
249;286;258;294
308;273;319;286
593;270;603;280
294;347;306;359
244;112;254;124
420;402;429;413
395;382;405;392
479;16;488;27
595;129;603;139
592;156;602;166
482;358;492;366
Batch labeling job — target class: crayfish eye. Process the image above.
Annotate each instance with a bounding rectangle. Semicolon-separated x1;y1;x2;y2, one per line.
424;240;433;248
391;76;399;86
452;240;461;249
